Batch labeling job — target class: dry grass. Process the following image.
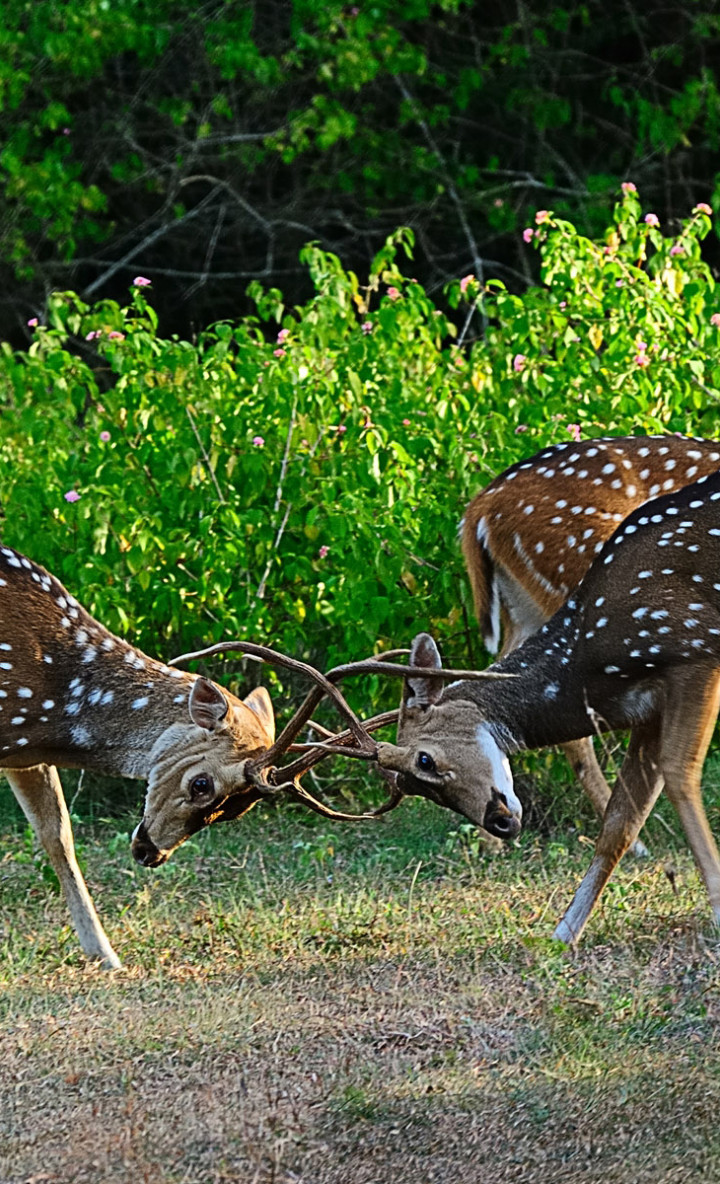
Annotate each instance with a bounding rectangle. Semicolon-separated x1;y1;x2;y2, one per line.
2;780;720;1183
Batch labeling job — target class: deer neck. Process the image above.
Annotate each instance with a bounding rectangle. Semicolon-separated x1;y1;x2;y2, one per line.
0;547;198;777
443;603;599;751
41;644;197;779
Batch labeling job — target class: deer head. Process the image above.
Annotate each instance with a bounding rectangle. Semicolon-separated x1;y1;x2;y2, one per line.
131;678;276;866
131;640;508;866
375;634;522;840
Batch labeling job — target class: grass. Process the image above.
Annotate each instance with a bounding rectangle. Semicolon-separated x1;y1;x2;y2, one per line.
2;755;720;1183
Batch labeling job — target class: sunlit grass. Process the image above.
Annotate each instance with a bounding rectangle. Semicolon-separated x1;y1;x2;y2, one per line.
2;758;720;1182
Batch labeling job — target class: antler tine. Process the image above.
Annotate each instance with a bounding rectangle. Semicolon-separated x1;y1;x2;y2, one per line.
325;659;516;681
280;709;400;782
171;640;377;764
278;775;405;821
251;759;404;823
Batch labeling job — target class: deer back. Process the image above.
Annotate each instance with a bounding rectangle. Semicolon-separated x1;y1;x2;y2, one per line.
461;436;720;652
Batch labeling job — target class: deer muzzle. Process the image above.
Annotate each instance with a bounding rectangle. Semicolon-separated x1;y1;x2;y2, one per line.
483;790;522;841
131;821;169;868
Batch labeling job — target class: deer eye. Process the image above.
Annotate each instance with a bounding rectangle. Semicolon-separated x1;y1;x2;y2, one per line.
416;751;436;774
189;774;215;801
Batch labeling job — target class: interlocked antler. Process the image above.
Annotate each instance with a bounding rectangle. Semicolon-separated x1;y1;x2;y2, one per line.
171;640;512;821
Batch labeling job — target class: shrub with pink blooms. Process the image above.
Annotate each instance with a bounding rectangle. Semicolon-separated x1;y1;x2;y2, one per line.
0;194;718;727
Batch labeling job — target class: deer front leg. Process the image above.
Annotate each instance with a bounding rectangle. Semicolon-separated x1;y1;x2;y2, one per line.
561;737;650;859
6;764;121;969
553;722;663;945
660;668;720;927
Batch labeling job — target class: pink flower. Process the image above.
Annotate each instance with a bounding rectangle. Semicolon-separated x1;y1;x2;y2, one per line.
85;329;102;340
710;313;720;327
513;354;526;372
693;203;713;216
64;490;80;503
535;210;550;224
62;127;71;135
337;424;347;434
133;276;151;287
460;274;474;295
559;300;567;309
670;244;685;256
567;423;582;442
644;213;659;227
514;424;528;434
99;431;111;442
277;328;289;343
318;545;330;559
27;317;38;328
522;228;534;243
107;331;125;340
273;348;286;357
361;321;373;334
402;418;411;426
621;181;637;194
634;352;650;367
386;286;400;301
252;435;265;447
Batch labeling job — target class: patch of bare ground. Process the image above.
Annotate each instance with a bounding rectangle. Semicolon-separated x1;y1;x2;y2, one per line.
3;792;720;1183
2;936;720;1184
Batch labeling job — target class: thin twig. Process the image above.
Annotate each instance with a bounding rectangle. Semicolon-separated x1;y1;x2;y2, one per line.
83;188;220;296
185;406;226;503
254;400;297;601
396;75;487;333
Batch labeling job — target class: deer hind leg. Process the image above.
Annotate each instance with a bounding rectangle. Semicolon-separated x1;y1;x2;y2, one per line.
553;721;663;945
6;764;121;968
561;738;650;859
660;668;720;927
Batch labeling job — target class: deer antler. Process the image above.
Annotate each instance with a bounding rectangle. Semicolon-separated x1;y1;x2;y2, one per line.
170;640;512;822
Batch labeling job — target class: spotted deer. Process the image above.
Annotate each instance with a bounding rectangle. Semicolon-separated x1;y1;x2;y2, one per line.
460;434;720;852
374;466;720;940
0;543;277;968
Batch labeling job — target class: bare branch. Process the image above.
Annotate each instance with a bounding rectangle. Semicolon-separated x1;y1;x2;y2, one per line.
185;406;226;504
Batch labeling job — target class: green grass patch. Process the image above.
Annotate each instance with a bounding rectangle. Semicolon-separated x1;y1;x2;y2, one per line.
2;759;720;1182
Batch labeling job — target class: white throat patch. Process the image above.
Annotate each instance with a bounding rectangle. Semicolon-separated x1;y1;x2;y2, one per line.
476;723;522;818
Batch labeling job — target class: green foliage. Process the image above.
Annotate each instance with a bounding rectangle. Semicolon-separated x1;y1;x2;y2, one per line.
0;194;718;717
2;1;719;339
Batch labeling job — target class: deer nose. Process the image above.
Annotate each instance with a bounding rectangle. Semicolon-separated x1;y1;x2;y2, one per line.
483;791;522;841
131;821;168;868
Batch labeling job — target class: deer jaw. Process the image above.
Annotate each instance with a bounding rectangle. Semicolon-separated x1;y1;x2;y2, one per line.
132;683;275;866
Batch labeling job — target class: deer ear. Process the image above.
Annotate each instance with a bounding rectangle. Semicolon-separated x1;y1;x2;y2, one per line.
242;686;276;744
188;677;229;731
404;633;444;709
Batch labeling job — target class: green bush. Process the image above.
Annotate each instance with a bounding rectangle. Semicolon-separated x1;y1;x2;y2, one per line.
0;191;718;716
